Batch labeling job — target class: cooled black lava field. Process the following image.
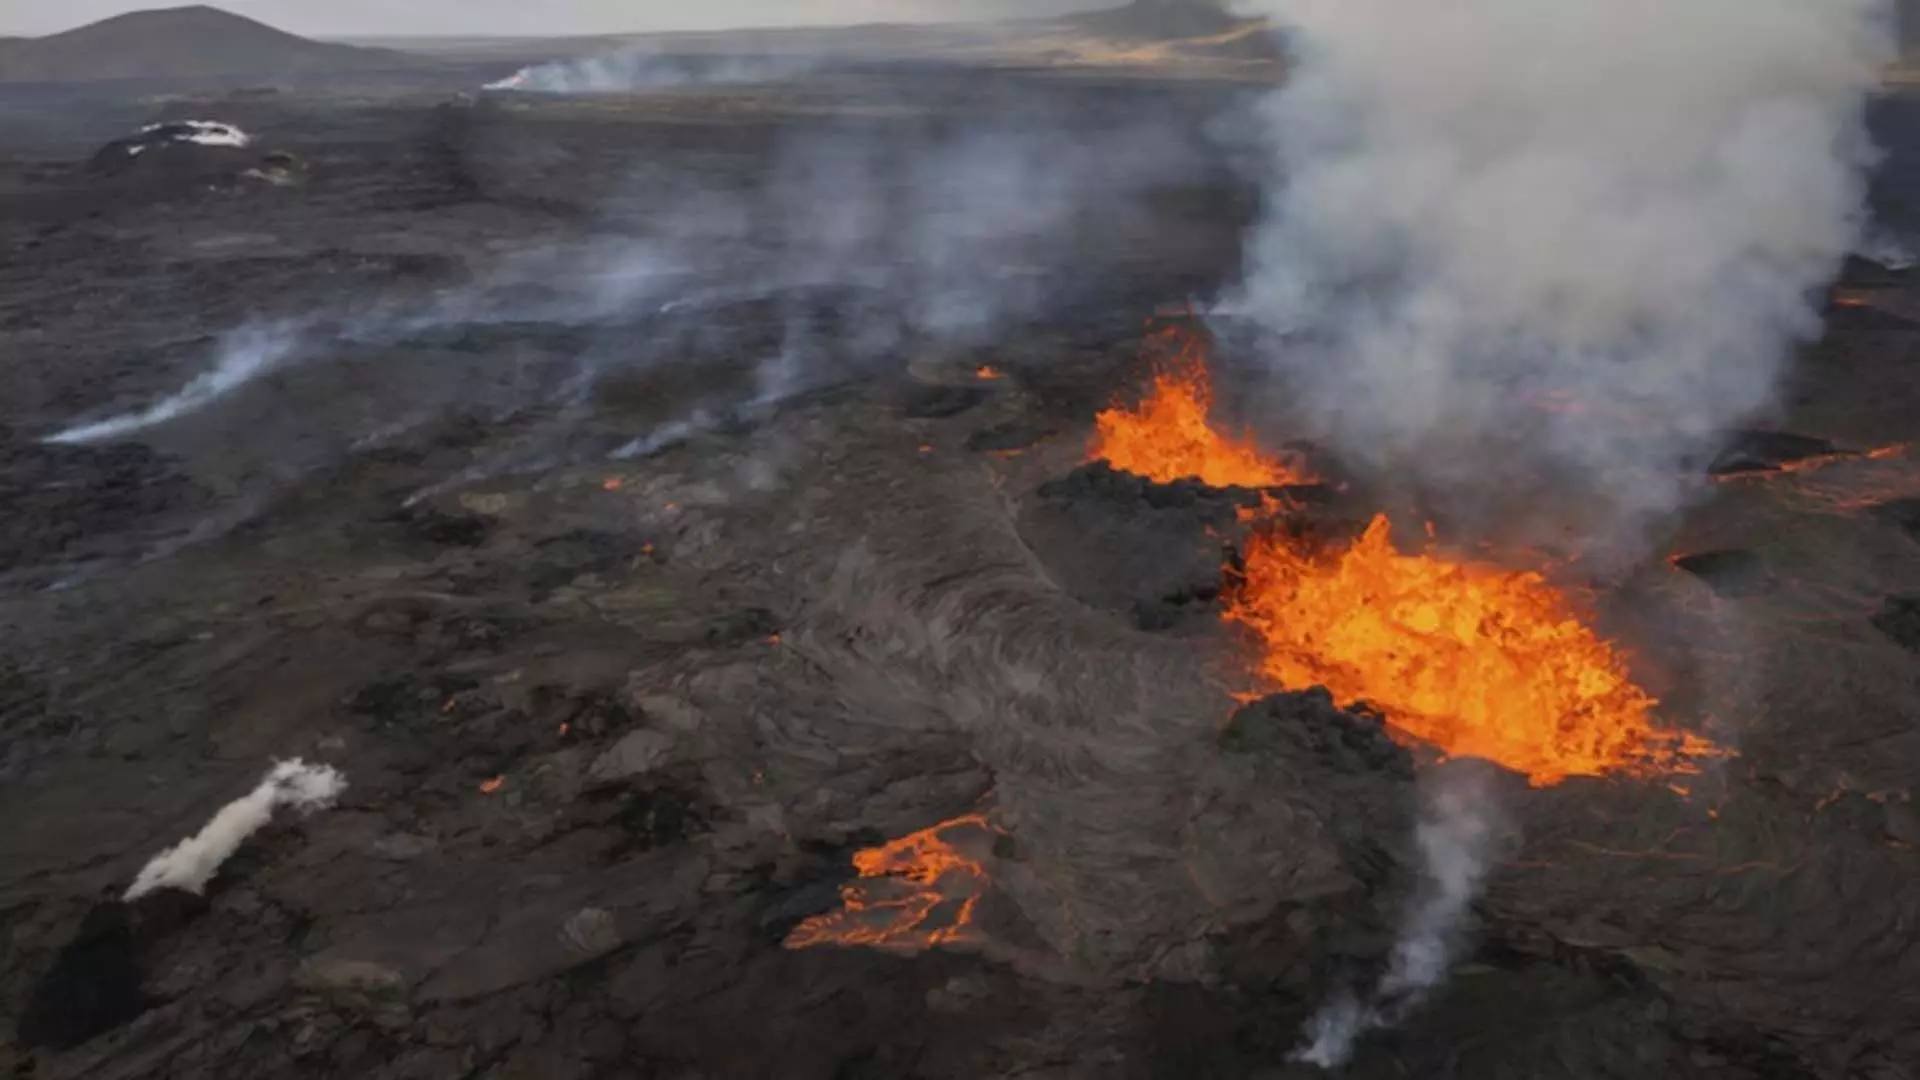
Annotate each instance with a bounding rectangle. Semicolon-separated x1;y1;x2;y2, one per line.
3;59;1920;1080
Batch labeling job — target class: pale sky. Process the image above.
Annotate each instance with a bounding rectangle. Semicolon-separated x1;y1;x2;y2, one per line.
1;1;1100;38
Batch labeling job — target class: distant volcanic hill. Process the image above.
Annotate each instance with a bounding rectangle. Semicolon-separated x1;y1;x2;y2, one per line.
0;5;408;83
1061;0;1280;64
1069;0;1253;42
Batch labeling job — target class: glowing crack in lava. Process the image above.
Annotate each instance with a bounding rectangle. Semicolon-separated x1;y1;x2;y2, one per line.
1088;329;1312;489
1227;517;1713;786
784;813;998;953
1086;349;1715;786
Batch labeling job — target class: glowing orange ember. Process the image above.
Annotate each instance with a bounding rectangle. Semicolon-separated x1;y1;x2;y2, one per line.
1088;331;1310;489
480;776;506;795
784;813;997;953
602;477;625;491
976;365;1005;381
1226;516;1713;785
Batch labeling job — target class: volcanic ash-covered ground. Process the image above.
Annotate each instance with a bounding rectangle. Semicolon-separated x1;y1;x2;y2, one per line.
1;72;1919;1080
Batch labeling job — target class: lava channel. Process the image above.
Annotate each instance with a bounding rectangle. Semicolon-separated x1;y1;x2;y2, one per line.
784;813;999;953
1087;334;1716;786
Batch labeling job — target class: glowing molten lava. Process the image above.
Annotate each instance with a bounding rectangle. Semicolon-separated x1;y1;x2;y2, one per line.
784;813;997;953
1088;330;1310;488
1085;341;1716;787
1227;517;1711;786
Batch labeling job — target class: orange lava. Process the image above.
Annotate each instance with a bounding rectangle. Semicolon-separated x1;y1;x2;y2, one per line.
976;365;1005;381
1085;341;1716;787
1088;330;1310;489
784;813;996;953
479;776;506;795
1226;516;1714;786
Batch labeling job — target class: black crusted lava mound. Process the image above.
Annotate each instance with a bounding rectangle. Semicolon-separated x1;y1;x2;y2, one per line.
86;120;306;193
1019;460;1335;631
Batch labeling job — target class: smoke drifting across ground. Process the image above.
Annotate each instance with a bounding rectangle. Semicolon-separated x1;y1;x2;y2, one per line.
44;95;1213;465
125;760;345;901
486;47;824;95
1230;0;1892;556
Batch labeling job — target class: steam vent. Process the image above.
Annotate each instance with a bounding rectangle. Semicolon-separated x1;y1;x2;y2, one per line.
3;2;1919;1077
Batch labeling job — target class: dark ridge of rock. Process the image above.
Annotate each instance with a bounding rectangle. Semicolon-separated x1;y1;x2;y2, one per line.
1872;595;1920;651
1023;461;1339;630
16;888;207;1051
1671;549;1767;598
1706;431;1845;477
1222;688;1412;782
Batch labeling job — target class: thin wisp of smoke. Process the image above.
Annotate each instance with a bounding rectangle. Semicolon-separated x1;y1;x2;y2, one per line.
44;95;1212;461
1293;772;1502;1069
486;47;824;95
124;759;346;901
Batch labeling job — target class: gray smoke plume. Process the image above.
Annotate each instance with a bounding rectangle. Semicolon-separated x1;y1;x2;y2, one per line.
1293;772;1502;1069
1230;0;1892;556
125;759;346;901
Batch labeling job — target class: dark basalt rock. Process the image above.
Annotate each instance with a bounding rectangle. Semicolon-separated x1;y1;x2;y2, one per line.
1671;549;1767;598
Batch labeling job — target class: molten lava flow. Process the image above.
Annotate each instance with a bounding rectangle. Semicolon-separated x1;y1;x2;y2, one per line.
1227;516;1711;786
1089;330;1311;488
784;813;997;953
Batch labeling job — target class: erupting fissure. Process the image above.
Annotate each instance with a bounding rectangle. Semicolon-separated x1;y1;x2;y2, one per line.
1090;337;1714;786
784;813;998;953
1088;326;1313;489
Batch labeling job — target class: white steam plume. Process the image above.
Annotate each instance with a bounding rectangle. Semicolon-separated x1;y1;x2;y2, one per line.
1294;775;1501;1069
46;322;304;446
1230;0;1892;554
124;759;346;901
486;48;821;95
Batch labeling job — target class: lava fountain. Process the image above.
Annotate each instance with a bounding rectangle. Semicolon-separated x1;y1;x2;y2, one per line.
1226;516;1711;785
1088;326;1313;489
1089;339;1716;786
